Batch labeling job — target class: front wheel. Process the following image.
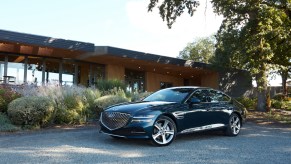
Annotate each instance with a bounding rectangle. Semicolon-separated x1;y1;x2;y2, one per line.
151;116;176;146
225;113;241;136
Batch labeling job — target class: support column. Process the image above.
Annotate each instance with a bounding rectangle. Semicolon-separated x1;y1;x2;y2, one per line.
24;56;28;84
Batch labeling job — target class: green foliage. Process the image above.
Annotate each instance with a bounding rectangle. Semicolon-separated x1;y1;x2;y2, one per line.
147;0;290;112
235;97;257;110
7;97;54;127
0;85;21;113
94;95;129;116
148;0;199;28
131;92;152;102
104;87;127;98
0;113;20;132
271;99;291;110
178;36;215;64
272;93;288;101
271;99;284;109
95;79;126;93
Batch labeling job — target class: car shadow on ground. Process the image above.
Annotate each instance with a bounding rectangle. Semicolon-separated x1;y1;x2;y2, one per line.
99;129;229;147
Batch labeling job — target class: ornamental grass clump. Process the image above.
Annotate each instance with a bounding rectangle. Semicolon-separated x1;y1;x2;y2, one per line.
94;95;129;116
7;96;54;127
131;92;152;102
16;85;102;124
54;88;86;124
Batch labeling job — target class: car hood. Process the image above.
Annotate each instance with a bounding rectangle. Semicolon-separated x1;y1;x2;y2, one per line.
105;101;176;114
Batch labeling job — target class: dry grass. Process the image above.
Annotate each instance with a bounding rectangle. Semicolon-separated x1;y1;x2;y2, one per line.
247;109;291;126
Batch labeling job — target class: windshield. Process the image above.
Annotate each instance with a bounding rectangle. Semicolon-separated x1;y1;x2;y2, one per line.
143;88;193;103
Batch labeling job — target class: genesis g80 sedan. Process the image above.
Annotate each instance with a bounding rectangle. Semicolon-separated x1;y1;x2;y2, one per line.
99;87;246;146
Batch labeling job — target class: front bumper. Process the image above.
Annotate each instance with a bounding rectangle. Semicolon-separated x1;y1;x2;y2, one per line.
99;120;153;139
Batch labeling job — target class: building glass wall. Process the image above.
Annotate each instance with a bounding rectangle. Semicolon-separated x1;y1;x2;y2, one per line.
27;56;44;85
44;58;61;84
0;53;105;86
125;69;145;92
7;56;25;84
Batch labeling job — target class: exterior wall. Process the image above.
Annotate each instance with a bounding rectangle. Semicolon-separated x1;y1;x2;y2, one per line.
201;72;219;89
79;64;90;86
146;72;184;92
188;78;201;86
106;64;125;81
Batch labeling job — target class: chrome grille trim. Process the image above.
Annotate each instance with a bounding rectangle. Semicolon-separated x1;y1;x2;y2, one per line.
100;112;131;130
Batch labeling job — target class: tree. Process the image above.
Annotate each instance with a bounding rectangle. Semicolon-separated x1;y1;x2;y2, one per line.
178;36;215;64
148;0;291;112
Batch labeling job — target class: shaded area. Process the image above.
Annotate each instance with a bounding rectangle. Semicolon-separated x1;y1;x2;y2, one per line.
0;122;290;163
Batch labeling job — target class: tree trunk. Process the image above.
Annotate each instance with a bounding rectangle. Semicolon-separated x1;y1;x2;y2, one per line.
255;64;268;112
280;69;288;96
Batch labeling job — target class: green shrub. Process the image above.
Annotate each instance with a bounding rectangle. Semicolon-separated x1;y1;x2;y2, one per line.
0;113;20;132
7;97;54;127
94;95;129;116
0;86;21;113
271;99;283;109
131;92;152;102
272;93;287;101
235;97;256;110
95;79;126;93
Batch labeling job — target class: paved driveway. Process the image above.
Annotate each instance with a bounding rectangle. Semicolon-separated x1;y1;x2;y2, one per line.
0;122;291;164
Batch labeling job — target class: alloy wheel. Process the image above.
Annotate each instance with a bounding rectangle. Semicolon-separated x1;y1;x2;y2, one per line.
226;113;241;136
151;116;176;146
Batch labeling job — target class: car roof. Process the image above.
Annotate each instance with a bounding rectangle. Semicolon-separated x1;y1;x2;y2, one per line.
165;86;211;90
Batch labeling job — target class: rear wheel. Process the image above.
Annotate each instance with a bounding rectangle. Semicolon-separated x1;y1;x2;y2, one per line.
225;113;241;136
151;116;176;146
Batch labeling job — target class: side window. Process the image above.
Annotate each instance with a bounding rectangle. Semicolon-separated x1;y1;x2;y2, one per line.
209;90;231;102
219;93;231;102
191;89;209;102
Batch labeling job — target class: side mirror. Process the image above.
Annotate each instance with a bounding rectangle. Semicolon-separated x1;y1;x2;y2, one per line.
190;98;201;104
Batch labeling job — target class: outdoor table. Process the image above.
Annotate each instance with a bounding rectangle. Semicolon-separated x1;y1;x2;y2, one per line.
2;75;16;83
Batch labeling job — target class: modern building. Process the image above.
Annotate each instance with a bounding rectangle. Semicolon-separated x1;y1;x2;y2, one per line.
0;29;252;97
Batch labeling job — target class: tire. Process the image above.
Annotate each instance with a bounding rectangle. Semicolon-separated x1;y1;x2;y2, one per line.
225;113;241;136
151;116;177;146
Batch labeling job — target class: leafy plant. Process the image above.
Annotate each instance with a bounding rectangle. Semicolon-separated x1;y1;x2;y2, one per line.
271;99;283;109
7;97;54;127
272;93;288;101
0;113;20;132
0;85;21;113
235;97;257;110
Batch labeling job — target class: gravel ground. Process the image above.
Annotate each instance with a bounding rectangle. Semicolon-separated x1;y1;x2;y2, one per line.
0;122;291;164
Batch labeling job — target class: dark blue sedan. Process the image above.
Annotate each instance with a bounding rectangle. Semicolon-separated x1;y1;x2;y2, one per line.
99;87;246;146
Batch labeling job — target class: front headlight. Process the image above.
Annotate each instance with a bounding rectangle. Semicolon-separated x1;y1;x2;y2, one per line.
131;115;155;123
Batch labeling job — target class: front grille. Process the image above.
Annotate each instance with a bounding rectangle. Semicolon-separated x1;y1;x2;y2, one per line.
101;112;131;130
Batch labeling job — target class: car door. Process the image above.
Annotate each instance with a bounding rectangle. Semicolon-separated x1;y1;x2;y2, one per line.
207;90;231;125
182;89;211;132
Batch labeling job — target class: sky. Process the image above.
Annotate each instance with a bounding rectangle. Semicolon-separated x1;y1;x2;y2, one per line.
0;0;282;86
0;0;222;58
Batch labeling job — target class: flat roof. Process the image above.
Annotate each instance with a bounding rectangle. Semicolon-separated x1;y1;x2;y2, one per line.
0;29;94;52
94;46;213;70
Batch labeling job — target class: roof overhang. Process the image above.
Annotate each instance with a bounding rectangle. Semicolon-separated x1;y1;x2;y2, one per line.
78;46;217;79
0;29;94;58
